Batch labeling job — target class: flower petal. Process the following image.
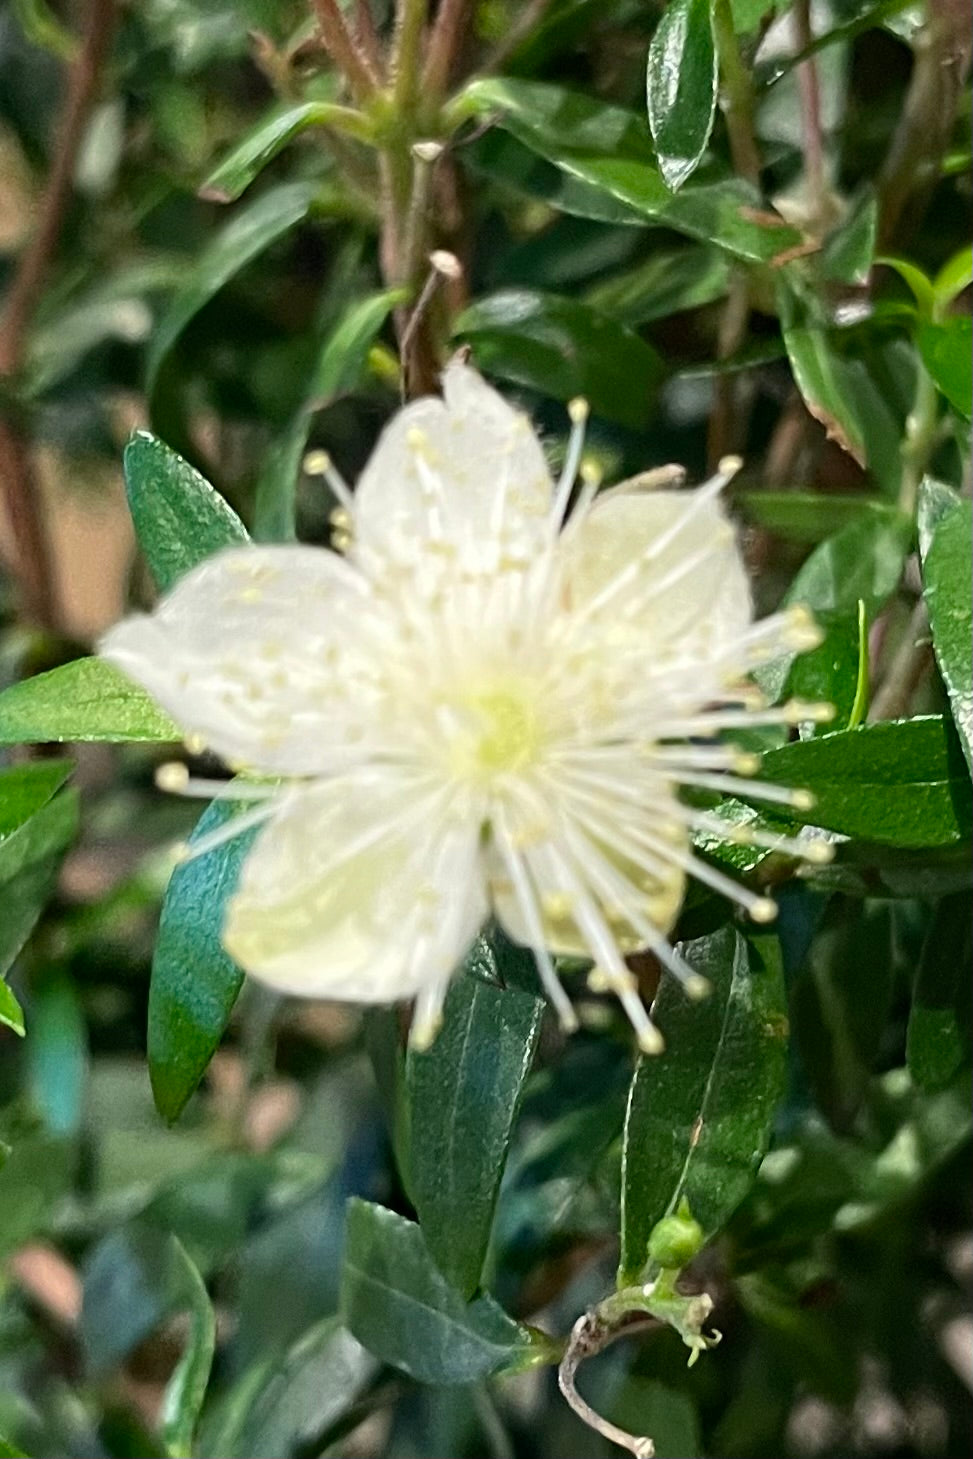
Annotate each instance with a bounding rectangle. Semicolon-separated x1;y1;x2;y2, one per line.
351;360;554;574
223;780;488;1002
100;545;383;775
559;487;752;660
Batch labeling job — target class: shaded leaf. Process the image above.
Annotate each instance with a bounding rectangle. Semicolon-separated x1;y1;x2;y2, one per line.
0;760;72;836
341;1200;541;1385
160;1240;216;1459
0;979;25;1037
147;181;318;390
0;658;178;744
921;496;973;773
406;939;544;1296
0;788;80;980
737;491;902;544
759;716;972;847
148;800;259;1122
585;243;730;324
26;970;87;1136
907;894;972;1092
620;928;787;1282
124;431;249;592
647;0;718;191
918;316;972;417
456;289;663;427
201;103;342;202
783;324;867;464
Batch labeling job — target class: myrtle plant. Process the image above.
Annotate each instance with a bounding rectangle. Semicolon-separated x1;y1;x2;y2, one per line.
0;4;970;1459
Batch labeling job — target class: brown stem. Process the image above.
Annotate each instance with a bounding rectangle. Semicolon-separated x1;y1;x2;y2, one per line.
869;598;933;721
558;1313;657;1457
423;0;473;98
794;0;827;227
706;270;751;468
877;0;971;248
0;0;117;629
352;0;384;75
311;0;381;101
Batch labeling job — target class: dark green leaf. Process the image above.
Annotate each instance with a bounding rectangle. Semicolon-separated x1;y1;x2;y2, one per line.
254;288;406;542
461;78;801;263
147;181;318;390
918;317;972;417
341;1200;541;1385
786;609;862;733
737;491;901;544
821;191;877;285
124;431;249;591
0;659;178;744
647;0;718;191
160;1240;216;1459
406;940;544;1297
782;325;867;465
907;894;972;1092
0;979;25;1037
26;971;87;1137
585;244;729;325
620;927;787;1283
0;789;80;980
455;289;664;427
0;1439;28;1457
148;799;259;1122
200;103;339;203
921;497;973;772
759;716;973;847
0;1131;74;1260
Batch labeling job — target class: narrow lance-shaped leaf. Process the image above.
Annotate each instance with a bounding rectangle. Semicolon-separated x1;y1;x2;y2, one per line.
620;927;787;1284
148;799;259;1123
647;0;718;191
124;432;249;592
0;659;178;745
406;934;544;1297
340;1200;545;1385
147;181;318;390
1;788;80;983
160;1240;216;1459
920;492;973;774
200;102;371;203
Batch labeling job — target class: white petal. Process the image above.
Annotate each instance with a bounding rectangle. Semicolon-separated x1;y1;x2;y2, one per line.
560;488;752;660
100;545;383;775
223;780;488;1002
351;361;553;574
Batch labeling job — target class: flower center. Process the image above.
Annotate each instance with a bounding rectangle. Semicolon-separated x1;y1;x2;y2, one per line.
447;682;543;781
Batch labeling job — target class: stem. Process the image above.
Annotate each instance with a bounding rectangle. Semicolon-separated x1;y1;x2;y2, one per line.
559;1312;657;1458
423;0;473;97
392;0;430;116
794;0;827;228
471;1384;516;1459
899;361;940;516
484;0;553;73
712;0;762;187
352;0;384;75
0;0;117;628
869;598;933;721
310;0;381;101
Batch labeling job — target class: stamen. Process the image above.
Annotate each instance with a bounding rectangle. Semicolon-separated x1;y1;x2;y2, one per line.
675;768;817;810
492;817;579;1033
155;763;279;801
688;810;835;865
551;397;589;531
303;449;355;513
175;801;276;864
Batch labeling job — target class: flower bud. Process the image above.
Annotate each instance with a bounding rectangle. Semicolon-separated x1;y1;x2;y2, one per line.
646;1200;705;1270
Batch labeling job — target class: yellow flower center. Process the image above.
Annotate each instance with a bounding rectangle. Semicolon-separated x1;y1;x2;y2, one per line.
449;683;543;781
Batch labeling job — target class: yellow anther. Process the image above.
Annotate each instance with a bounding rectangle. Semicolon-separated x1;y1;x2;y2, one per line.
568;396;589;425
155;762;189;793
803;839;835;865
750;897;779;924
303;449;331;476
732;751;762;775
791;789;816;812
184;733;207;755
638;1023;666;1055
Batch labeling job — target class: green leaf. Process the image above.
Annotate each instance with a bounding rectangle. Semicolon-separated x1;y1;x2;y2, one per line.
0;1437;28;1457
81;1224;185;1376
821;191;877;285
933;245;973;307
916;475;959;557
0;658;178;744
759;716;973;847
737;491;901;543
26;970;87;1136
253;287;406;542
406;938;544;1297
620;927;787;1283
147;181;318;390
160;1239;216;1459
460;78;801;263
782;324;867;465
0;759;72;837
585;244;730;325
921;495;973;773
1;786;80;980
918;316;972;417
786;609;862;733
0;979;25;1037
148;799;258;1122
340;1200;541;1385
200;103;353;203
647;0;718;191
907;894;972;1092
455;290;664;427
124;431;249;591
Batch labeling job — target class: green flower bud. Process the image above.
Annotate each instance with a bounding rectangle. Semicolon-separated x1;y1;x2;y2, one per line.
646;1200;705;1270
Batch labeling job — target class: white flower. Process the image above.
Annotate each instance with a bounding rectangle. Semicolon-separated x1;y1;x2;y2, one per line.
102;362;830;1052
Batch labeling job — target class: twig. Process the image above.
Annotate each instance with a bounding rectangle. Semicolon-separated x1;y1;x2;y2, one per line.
869;598;933;721
0;0;117;628
310;0;381;101
558;1313;657;1457
794;0;827;229
352;0;384;75
484;0;553;74
423;0;473;97
391;0;429;115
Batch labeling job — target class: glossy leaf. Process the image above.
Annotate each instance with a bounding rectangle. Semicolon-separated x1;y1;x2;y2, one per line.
455;289;664;427
147;181;318;390
0;979;25;1037
341;1200;540;1385
760;716;973;847
646;0;718;191
782;325;867;465
254;287;406;542
0;788;80;981
160;1240;216;1459
148;799;259;1122
406;942;544;1297
620;927;787;1283
918;317;972;417
0;760;72;837
0;658;178;744
124;431;249;591
201;103;349;203
737;491;901;543
907;894;972;1092
461;78;801;263
585;244;730;324
921;495;973;773
916;476;959;557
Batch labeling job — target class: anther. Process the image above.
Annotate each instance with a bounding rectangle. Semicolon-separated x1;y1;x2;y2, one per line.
750;897;779;924
156;762;189;793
